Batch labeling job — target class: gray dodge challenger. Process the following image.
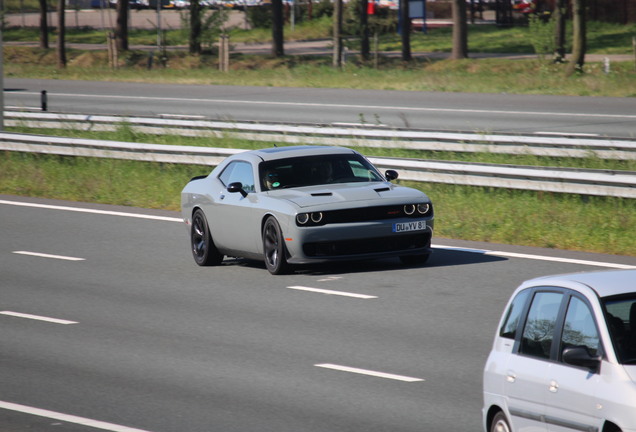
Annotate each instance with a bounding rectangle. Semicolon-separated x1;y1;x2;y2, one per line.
181;145;434;274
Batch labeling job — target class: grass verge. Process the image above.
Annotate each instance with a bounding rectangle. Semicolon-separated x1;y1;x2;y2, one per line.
1;135;634;257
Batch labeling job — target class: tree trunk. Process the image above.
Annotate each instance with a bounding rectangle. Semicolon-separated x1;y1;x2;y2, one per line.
115;0;129;51
553;0;566;62
359;0;370;61
399;0;411;62
332;0;343;67
38;0;48;49
57;0;66;68
451;0;468;59
272;0;284;57
566;0;586;75
189;0;201;54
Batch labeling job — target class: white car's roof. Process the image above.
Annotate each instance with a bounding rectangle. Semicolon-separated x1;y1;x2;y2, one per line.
521;269;636;298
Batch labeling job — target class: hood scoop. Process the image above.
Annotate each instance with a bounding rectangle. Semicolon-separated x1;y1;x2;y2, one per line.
374;187;390;193
311;192;333;197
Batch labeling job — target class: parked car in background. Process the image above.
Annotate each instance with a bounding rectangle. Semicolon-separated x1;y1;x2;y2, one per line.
483;269;636;432
181;145;434;274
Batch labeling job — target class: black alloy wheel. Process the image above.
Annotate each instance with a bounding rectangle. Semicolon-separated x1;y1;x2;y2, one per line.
191;209;223;266
262;217;290;275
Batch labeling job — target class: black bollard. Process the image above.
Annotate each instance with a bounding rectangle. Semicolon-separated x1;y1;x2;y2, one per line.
41;90;47;111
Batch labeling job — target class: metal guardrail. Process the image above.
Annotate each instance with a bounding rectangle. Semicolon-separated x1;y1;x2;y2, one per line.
2;131;635;199
6;111;636;160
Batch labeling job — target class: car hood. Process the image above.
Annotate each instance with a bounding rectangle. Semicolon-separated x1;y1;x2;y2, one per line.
269;182;427;208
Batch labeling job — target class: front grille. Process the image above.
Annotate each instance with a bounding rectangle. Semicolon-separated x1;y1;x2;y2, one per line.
303;232;431;257
321;205;432;225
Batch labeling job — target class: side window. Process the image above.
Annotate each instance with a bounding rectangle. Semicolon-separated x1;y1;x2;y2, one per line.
561;296;600;358
520;292;563;359
219;161;255;192
500;289;530;339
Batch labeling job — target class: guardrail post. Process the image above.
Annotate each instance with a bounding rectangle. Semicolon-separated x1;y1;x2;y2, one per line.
41;91;47;111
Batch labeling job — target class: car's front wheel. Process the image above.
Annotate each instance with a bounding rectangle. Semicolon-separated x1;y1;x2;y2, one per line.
191;209;223;266
490;412;511;432
262;217;290;275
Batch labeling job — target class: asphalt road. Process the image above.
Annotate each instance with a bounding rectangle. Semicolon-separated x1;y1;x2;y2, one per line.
2;195;635;432
5;78;636;138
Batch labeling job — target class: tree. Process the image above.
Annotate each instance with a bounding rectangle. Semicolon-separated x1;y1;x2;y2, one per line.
359;0;370;61
189;0;202;54
566;0;586;75
115;0;129;52
38;0;48;49
57;0;66;68
399;0;411;61
271;0;284;57
553;0;566;62
451;0;467;59
333;0;343;67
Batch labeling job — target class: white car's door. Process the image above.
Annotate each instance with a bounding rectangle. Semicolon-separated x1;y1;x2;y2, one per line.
545;296;602;432
506;291;565;432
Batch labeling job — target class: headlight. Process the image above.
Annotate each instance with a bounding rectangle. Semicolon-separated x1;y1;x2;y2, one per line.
404;204;416;215
311;212;323;223
296;213;309;225
417;203;430;215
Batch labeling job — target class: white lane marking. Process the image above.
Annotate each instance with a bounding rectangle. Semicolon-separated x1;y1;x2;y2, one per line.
0;311;78;325
13;91;636;120
287;286;377;299
315;364;424;382
534;131;600;137
433;244;636;269
2;200;633;269
0;200;182;222
13;251;85;261
0;401;154;432
159;114;207;119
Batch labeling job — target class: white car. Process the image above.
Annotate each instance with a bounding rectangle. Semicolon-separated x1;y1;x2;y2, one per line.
483;269;636;432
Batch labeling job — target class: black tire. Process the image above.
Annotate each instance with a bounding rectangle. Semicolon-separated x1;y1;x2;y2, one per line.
262;217;290;275
399;253;430;266
191;209;223;266
490;411;511;432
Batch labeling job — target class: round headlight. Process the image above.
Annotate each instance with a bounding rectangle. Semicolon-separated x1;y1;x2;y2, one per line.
311;212;323;223
417;203;430;215
404;204;416;215
296;213;309;225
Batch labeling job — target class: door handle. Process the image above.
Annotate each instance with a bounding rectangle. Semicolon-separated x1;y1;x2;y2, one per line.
506;371;516;383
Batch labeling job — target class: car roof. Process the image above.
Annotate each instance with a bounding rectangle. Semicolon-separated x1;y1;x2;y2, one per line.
521;269;636;298
246;145;358;162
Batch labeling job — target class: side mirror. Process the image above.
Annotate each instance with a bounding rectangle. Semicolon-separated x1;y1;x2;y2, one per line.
227;182;248;198
562;346;601;371
385;170;399;181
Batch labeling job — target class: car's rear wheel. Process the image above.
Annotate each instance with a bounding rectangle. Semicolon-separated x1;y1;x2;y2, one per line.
490;412;511;432
399;253;430;266
191;209;223;266
262;217;290;275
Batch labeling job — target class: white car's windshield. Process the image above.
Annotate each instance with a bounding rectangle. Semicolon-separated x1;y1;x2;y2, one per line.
259;154;385;191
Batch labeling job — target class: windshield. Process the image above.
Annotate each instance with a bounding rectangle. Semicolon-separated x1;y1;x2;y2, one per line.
603;295;636;364
259;154;385;191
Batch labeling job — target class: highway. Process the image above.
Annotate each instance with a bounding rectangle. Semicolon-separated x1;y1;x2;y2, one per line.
2;195;635;432
5;78;636;138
